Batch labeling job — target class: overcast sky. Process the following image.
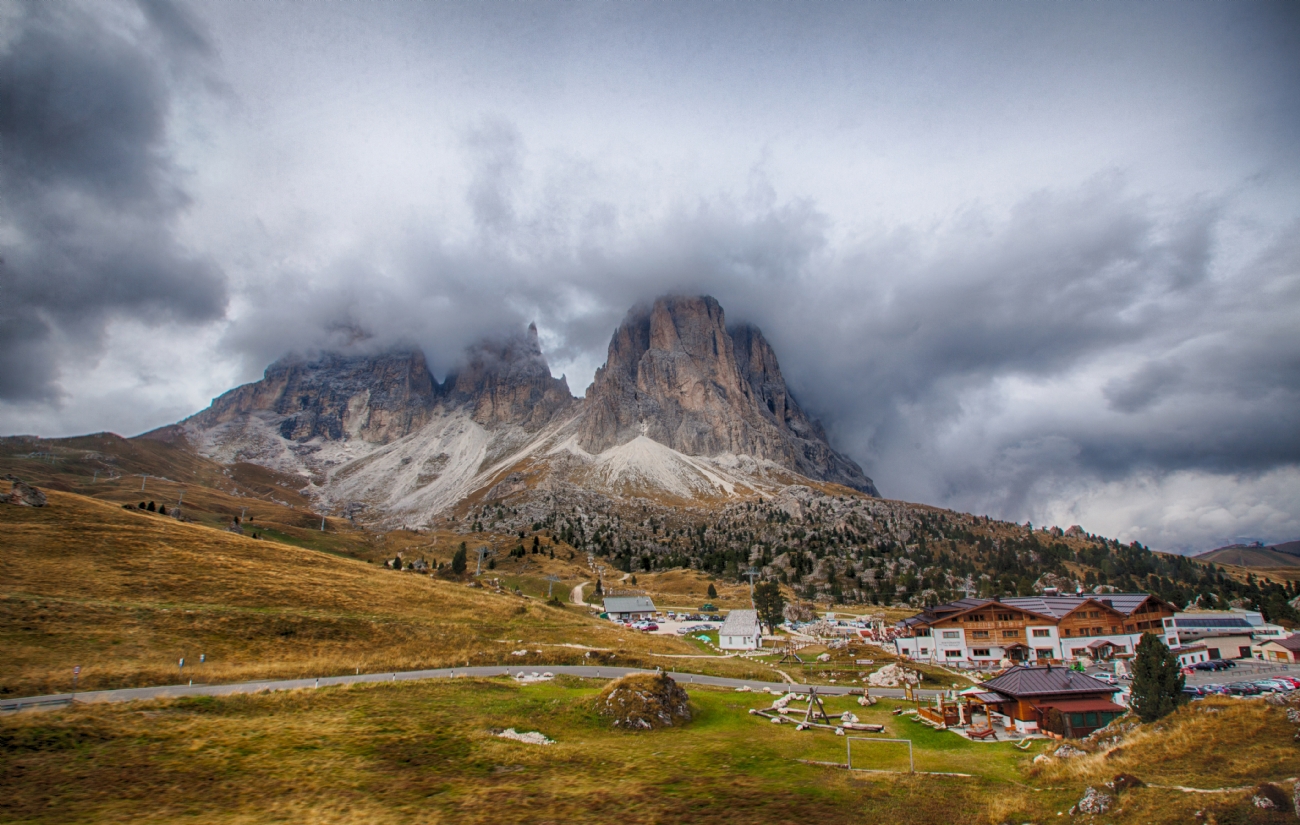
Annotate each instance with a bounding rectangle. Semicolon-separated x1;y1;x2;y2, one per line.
2;0;1298;553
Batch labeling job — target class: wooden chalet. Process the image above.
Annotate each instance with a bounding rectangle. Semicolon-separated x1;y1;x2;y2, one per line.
968;665;1125;737
894;593;1176;666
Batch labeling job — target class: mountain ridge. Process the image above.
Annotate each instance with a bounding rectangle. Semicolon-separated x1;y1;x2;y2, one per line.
160;295;877;525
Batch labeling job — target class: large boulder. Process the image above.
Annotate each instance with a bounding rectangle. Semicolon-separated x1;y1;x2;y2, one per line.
4;476;47;507
596;672;691;730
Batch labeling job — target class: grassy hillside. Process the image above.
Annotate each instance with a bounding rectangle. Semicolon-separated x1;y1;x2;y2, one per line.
1;677;1293;824
0;489;774;698
1195;544;1300;574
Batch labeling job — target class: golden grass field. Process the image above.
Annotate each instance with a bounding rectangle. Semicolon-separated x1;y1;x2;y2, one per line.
0;488;785;699
3;445;1297;823
1;677;1294;824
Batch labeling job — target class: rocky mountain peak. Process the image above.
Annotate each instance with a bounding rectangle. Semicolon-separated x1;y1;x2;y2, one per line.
577;295;877;494
442;324;575;431
187;347;438;444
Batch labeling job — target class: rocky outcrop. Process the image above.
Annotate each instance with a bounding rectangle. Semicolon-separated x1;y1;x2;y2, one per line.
441;324;574;431
596;672;692;730
187;348;439;444
577;296;877;494
3;475;47;506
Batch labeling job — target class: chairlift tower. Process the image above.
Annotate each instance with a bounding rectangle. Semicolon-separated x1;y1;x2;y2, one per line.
545;574;561;598
475;546;491;576
743;567;761;606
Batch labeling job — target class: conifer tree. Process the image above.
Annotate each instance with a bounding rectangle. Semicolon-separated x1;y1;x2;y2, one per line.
1130;632;1185;722
451;543;468;575
753;581;785;633
707;583;717;598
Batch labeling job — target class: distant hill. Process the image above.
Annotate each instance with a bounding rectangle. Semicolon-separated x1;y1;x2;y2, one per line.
1195;541;1300;571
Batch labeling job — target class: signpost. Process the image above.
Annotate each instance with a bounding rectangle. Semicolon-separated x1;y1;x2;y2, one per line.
72;666;80;698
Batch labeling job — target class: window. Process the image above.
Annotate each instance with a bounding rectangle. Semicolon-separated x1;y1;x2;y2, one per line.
996;612;1013;622
1071;648;1087;656
1089;611;1100;619
1036;648;1054;659
1084;712;1098;728
942;631;960;639
972;649;990;657
1001;630;1018;638
944;650;962;658
1063;628;1072;636
1032;628;1051;637
1070;713;1085;728
1078;628;1091;637
919;647;929;655
971;630;990;638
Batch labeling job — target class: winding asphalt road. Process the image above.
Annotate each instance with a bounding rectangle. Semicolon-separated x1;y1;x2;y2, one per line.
0;665;943;712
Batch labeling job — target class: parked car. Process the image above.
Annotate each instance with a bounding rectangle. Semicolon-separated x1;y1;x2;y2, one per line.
1224;682;1261;696
1253;679;1290;693
1275;676;1300;689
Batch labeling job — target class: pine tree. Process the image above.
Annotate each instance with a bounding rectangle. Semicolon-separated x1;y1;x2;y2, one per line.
451;544;468;575
1130;632;1185;722
707;583;717;599
753;581;785;633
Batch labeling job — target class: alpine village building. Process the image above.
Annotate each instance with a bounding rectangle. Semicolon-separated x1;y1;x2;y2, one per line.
970;665;1126;736
893;593;1177;666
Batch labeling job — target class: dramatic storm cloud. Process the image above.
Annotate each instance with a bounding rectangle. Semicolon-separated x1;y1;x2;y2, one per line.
0;0;226;402
1;0;1298;552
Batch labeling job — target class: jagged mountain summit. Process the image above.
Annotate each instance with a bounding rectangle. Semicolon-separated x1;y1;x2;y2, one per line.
578;296;876;493
168;296;877;524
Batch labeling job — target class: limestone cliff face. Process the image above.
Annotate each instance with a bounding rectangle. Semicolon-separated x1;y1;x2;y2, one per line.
188;349;439;443
441;323;575;431
577;296;878;494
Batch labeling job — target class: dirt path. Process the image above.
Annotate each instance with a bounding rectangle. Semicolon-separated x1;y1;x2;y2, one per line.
570;581;589;605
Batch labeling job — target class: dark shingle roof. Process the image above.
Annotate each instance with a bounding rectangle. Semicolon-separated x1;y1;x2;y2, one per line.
1273;634;1300;652
982;666;1117;698
899;593;1167;628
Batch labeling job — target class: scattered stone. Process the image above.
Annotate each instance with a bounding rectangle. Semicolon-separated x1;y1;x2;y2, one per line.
3;477;47;507
496;728;553;745
512;671;554;684
1069;787;1112;816
596;672;691;730
816;653;832;663
1032;753;1050;765
1054;744;1086;759
1106;773;1144;793
867;663;921;688
1251;783;1288;810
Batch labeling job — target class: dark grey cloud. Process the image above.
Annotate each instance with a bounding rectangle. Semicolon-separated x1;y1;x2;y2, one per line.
0;0;225;402
1;0;1297;551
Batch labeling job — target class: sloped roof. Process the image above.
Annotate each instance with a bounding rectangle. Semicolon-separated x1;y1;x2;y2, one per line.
982;666;1117;698
1271;634;1300;652
900;593;1169;628
720;609;760;637
603;596;656;613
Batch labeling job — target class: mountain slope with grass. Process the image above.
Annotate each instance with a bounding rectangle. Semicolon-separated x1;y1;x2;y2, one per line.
0;487;768;698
